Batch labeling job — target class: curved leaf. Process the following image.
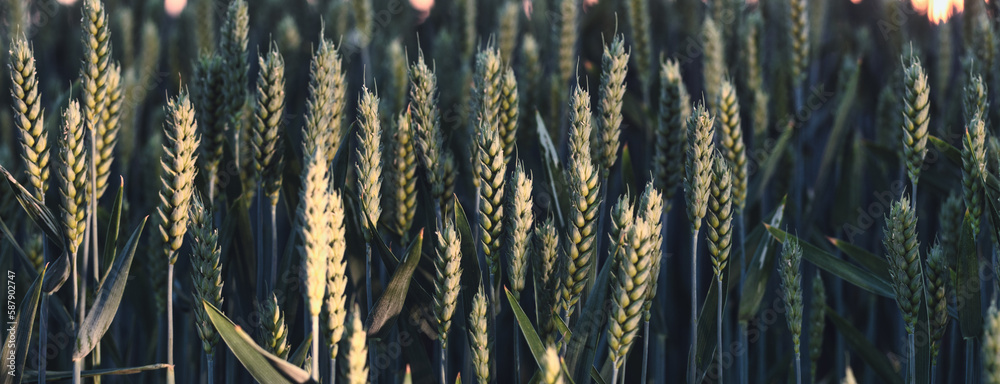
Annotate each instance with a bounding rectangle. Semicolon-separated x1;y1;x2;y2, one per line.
0;165;65;249
41;251;70;294
73;217;147;361
365;230;424;337
739;197;786;321
765;225;893;298
536;111;567;228
455;198;482;313
101;176;125;282
827;307;903;384
203;301;316;384
22;364;171;382
826;237;891;282
1;265;44;384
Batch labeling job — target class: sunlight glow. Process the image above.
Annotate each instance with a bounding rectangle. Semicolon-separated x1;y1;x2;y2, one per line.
910;0;963;24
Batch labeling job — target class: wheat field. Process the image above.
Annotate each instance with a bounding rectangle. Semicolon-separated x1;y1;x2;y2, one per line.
1;0;999;383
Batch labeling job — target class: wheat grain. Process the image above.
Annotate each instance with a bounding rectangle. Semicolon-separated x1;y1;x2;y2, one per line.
506;162;533;299
963;115;986;235
9;37;48;202
717;78;747;211
596;34;628;172
252;42;286;207
655;59;690;207
469;285;490;384
343;302;369;384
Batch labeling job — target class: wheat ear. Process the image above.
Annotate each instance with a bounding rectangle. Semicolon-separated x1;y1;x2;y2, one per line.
389;109;417;237
596;33;629;172
498;2;520;65
924;242;949;367
562;85;601;318
717;78;748;211
506;162;533;301
189;194;224;362
901;54;930;195
356;86;383;242
469;284;490;384
609;206;655;383
654;58;690;207
296;146;329;381
964;70;988;125
962;115;986;235
702;18;724;114
58;101;87;254
303;35;347;165
256;293;289;359
434;218;462;383
534;218;562;344
252;41;286;207
9;36;49;202
343;302;369;384
779;235;804;384
410;48;453;220
499;67;519;164
985;301;1000;384
324;189;347;362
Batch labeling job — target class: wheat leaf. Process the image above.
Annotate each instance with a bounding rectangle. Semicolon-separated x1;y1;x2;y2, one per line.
0;265;44;384
365;229;424;338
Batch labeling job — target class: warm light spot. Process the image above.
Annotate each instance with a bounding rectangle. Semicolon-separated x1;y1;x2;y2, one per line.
165;0;187;18
410;0;433;12
910;0;963;24
850;0;861;4
56;0;76;4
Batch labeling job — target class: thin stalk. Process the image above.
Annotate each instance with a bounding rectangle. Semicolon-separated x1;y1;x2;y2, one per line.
641;321;650;384
167;263;175;384
331;357;337;384
593;176;610;296
311;315;320;382
440;341;446;384
39;239;51;384
207;352;215;384
365;243;376;384
931;363;937;383
738;216;748;384
270;203;277;290
717;277;723;384
795;354;802;384
688;230;699;384
514;326;520;383
611;365;620;384
909;332;916;384
964;340;973;384
911;181;918;211
208;176;216;207
739;322;749;384
256;186;264;301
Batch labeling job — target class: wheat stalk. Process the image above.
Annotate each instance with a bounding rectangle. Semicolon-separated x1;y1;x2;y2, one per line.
343;302;369;384
717;78;747;212
469;284;491;384
780;235;804;384
303;35;347;165
596;33;628;172
389;110;417;237
9;36;48;202
655;58;690;207
296;146;329;381
685;102;714;382
256;293;289;360
809;274;826;383
499;68;519;164
924;242;948;371
901;54;930;196
963;115;986;235
157;90;201;384
707;151;733;382
562;85;601;318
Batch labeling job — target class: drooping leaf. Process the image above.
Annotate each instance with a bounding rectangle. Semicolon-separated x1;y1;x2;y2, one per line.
506;286;547;368
289;333;311;368
536;111;568;228
73;217;148;361
956;212;981;339
21;363;171;382
827;307;904;384
0;213;36;278
0;165;65;249
739;197;786;321
695;241;732;381
41;251;70;294
365;230;425;338
765;225;893;298
930;134;1000;192
203;301;316;384
826;237;892;282
0;265;44;384
101;176;125;282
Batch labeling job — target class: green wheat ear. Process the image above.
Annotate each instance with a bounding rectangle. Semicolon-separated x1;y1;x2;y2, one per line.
324;189;347;360
499;67;519;164
707;152;733;281
384;39;408;115
964;70;988;125
608;204;655;369
717;78;748;211
257;293;289;359
10;36;49;202
498;2;520;63
883;196;923;335
623;0;651;98
655;58;690;208
58;101;87;254
192;54;226;201
434;218;462;350
901;54;930;189
985;300;1000;384
469;284;490;384
506;162;533;300
303;35;347;165
252;41;286;207
779;234;804;356
389;110;417;237
189;194;224;357
555;0;579;91
95;63;123;199
596;33;629;172
157;90;201;265
789;0;810;87
562;85;601;318
701;17;724;115
220;0;249;130
356;86;383;242
962;115;986;235
343;302;369;384
939;191;964;256
685;102;715;232
924;242;949;362
533;217;562;343
477;94;507;280
410;47;453;218
638;181;664;321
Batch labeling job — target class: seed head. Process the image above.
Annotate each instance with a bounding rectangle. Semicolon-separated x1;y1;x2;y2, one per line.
388;110;417;237
434;219;462;349
780;235;803;355
533;218;562;343
252;42;286;207
157;90;201;265
324;189;347;359
256;293;289;359
685;103;715;231
901;55;930;187
707;152;733;280
499;68;519;164
9;37;49;201
303;36;347;164
506;162;533;298
883;197;923;334
190;194;224;355
297;148;330;317
597;34;629;171
717;78;747;211
469;285;490;384
356;86;383;242
343;303;369;384
655;59;690;206
58;101;87;254
963;115;986;235
701;18;724;114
